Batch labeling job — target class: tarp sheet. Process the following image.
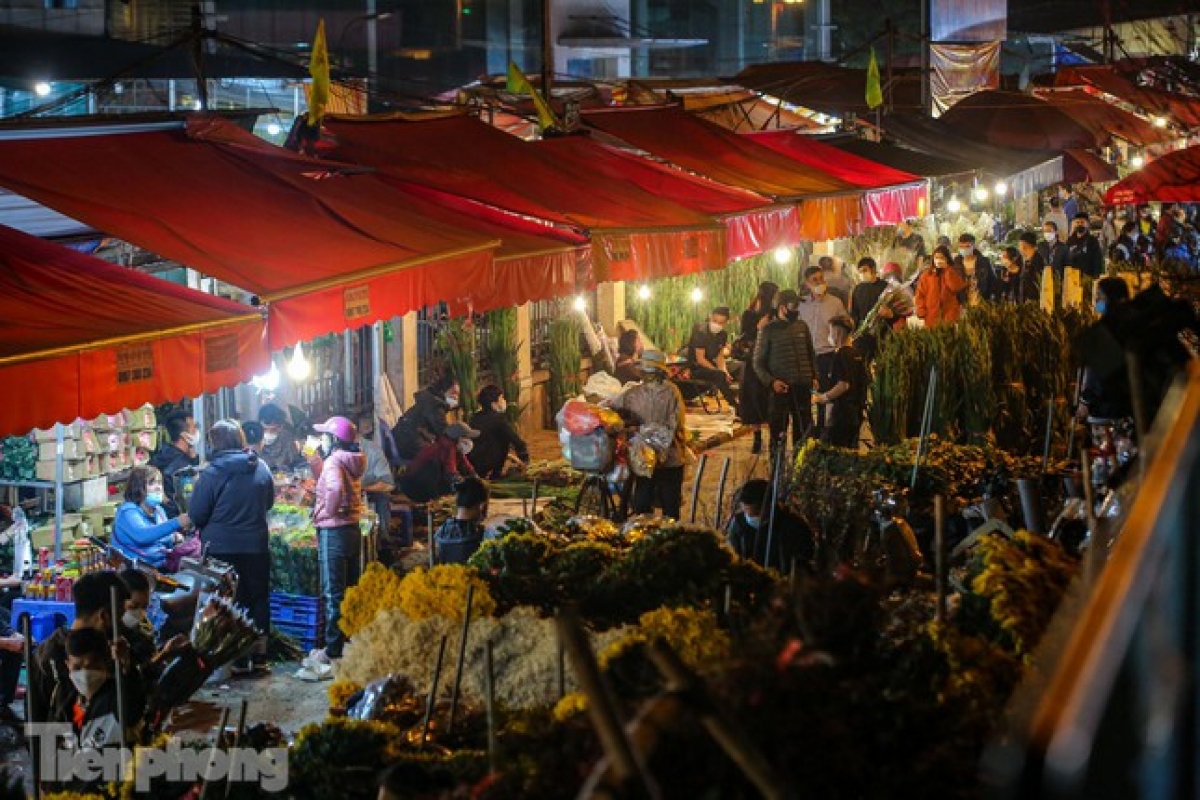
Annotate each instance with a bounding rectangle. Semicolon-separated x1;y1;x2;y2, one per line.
742;130;920;188
1032;88;1176;147
938;90;1099;151
881;113;1056;176
0;117;500;347
1105;145;1200;204
321;113;734;281
1046;64;1200;129
0;224;268;435
731;61;924;115
821;136;977;179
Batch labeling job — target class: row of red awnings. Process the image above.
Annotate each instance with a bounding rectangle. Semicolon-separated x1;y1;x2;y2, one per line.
0;109;929;434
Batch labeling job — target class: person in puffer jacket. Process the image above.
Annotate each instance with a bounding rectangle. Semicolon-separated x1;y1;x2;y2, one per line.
298;416;366;681
189;419;274;673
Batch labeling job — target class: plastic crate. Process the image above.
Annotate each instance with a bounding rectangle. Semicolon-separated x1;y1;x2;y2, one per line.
12;599;75;644
269;592;321;626
273;619;319;652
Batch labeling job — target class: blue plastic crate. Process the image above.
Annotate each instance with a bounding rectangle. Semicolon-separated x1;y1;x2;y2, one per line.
270;592;321;627
273;619;319;651
12;599;76;644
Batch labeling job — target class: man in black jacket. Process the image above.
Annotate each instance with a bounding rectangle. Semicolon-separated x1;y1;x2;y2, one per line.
1066;212;1104;279
953;233;999;305
470;385;530;479
149;411;196;517
726;479;815;572
753;289;817;460
392;376;459;461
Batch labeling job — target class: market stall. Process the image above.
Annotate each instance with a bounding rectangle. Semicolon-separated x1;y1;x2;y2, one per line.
1104;143;1200;204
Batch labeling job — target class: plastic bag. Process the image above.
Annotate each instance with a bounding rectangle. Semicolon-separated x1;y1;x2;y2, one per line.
584;371;624;400
628;423;673;476
561;400;602;435
348;674;417;720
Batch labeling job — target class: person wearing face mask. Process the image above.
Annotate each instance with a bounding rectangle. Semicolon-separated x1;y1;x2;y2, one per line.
354;417;398;548
433;477;490;565
470;384;530;480
30;571;141;729
149;411;198;517
1076;277;1134;425
737;282;779;454
995;245;1039;304
391;375;460;462
725;479;814;572
190;420;275;675
113;466;191;570
1066;212;1103;279
1038;221;1069;277
685;306;738;408
117;568;189;683
398;422;480;504
915;245;969;327
256;403;306;473
1043;195;1069;239
299;416;367;681
65;627;145;757
952;233;999;305
797;266;849;437
1136;203;1156;246
753;289;818;461
814;316;869;449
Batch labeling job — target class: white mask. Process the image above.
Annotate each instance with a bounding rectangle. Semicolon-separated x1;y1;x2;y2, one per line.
123;609;145;629
181;431;197;447
708;322;725;334
828;334;839;349
262;431;279;445
494;398;508;414
457;439;474;455
70;668;107;699
743;514;761;529
445;395;460;409
1044;232;1057;242
810;284;827;297
958;247;972;258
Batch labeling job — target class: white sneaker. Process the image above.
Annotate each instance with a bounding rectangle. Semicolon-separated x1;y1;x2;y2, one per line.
301;649;331;670
295;662;333;682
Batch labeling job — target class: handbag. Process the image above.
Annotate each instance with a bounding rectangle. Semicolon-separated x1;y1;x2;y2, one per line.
730;334;754;361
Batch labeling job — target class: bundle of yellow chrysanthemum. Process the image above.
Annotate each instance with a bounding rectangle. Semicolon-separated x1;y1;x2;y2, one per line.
395;564;497;622
328;679;365;710
601;606;730;674
339;562;405;638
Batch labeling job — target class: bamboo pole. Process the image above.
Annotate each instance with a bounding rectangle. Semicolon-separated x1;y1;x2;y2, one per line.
1080;447;1101;589
764;446;784;570
22;615;41;800
713;456;732;528
911;365;937;489
225;698;249;798
198;706;231;800
484;641;497;774
688;453;708;523
110;586;127;755
1041;393;1056;474
427;507;435;567
1065;366;1084;464
420;635;449;748
448;584;476;733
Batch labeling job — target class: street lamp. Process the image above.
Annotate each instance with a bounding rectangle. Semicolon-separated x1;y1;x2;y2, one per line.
337;9;395;74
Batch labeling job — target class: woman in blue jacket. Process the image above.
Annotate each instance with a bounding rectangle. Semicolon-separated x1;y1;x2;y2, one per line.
113;466;191;569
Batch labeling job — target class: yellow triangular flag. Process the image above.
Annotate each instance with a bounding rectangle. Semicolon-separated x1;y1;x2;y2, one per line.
506;61;560;133
866;47;883;110
307;19;330;125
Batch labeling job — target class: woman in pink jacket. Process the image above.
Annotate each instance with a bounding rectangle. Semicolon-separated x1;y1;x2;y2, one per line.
299;416;366;681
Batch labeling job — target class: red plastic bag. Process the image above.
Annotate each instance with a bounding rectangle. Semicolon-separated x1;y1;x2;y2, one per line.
562;400;602;435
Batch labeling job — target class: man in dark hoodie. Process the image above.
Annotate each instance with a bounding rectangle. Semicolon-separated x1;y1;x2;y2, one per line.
299;416;366;681
189;419;274;673
149;411;197;517
257;403;307;473
391;376;459;461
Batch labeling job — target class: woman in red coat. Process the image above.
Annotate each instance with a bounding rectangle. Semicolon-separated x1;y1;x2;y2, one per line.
915;246;969;326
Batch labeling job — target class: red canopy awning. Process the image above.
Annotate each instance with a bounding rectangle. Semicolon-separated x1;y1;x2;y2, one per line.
938;90;1100;151
532;136;799;260
1105;145;1200;205
1046;65;1200;129
582;106;853;199
0;118;499;347
1032;88;1176;147
321;113;730;282
0;224;268;435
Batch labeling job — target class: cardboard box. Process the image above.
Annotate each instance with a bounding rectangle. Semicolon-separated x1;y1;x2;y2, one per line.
130;446;152;467
98;430;127;454
30;518;82;552
35;459;89;483
90;413;125;432
66;481;111;513
37;439;89;461
32;421;84;442
130;428;158;451
123;404;157;430
81;428;99;454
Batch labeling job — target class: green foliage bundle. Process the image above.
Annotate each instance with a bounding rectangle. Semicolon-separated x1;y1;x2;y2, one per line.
547;316;582;415
483;307;523;423
0;435;36;482
436;318;479;417
630;253;793;354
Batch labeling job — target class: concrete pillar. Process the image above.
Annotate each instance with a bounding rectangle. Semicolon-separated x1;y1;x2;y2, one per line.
596;281;626;334
396;312;420;409
515;302;534;434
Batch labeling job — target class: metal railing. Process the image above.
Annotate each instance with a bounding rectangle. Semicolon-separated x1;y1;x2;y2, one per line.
985;363;1200;800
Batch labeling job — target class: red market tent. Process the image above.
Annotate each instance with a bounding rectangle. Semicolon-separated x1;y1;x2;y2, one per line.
938;90;1100;151
1104;145;1200;205
321;113;747;282
742;129;929;228
581;106;869;239
0;224;268;435
1044;64;1200;130
0;117;500;347
1031;88;1176;147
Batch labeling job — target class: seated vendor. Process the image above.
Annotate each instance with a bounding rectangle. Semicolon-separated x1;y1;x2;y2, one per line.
257;403;307;473
66;627;144;751
685;306;738;407
113;466;191;570
469;385;530;480
434;478;489;565
613;329;644;384
399;423;478;503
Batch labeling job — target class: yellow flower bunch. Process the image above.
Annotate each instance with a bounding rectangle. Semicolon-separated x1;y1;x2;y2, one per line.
396;564;497;622
553;691;589;722
970;530;1076;659
328;679;365;710
112;732;177;800
44;793;105;800
601;606;730;673
926;619;1020;707
340;561;405;638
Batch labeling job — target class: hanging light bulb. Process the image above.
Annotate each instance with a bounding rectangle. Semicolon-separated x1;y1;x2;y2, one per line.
572;295;587;312
1130;154;1145;169
287;342;312;382
34;82;52;97
973;186;989;202
690;286;704;303
1153;116;1168;128
994;181;1008;197
251;363;281;393
772;246;792;266
266;122;282;136
946;196;962;214
637;284;652;300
